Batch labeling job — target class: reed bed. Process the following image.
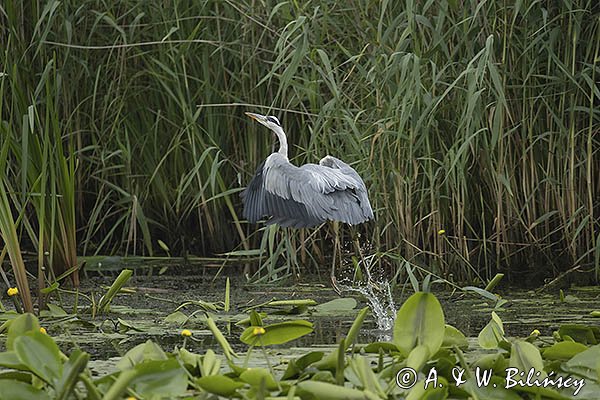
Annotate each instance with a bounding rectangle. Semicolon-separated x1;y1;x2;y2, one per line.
1;0;598;284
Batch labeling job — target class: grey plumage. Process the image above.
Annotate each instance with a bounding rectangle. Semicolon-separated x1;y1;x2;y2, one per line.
241;112;373;228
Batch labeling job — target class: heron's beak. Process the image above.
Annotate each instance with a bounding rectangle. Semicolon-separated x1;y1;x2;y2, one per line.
245;112;268;126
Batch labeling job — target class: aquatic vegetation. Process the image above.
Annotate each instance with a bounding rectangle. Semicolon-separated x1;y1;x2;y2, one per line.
1;1;598;284
1;291;598;399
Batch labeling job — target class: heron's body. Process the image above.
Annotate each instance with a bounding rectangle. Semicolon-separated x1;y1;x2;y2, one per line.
241;112;373;228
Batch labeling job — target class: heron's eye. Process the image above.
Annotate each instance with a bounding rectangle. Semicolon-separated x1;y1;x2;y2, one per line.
267;116;280;126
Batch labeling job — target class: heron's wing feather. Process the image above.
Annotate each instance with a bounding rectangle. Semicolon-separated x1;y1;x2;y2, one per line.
241;159;321;227
318;155;374;221
260;153;373;225
240;161;266;224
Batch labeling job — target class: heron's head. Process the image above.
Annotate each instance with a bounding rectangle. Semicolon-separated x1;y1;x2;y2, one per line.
245;112;282;131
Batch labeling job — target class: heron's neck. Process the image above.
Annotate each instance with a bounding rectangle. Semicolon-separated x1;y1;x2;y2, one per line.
273;126;288;158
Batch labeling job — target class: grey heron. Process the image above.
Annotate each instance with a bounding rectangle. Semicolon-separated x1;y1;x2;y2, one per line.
241;112;374;228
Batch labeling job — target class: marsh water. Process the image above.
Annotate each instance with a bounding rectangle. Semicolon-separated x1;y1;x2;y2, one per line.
2;264;600;377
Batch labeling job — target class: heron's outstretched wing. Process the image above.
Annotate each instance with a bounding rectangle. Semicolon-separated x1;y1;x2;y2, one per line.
241;153;373;227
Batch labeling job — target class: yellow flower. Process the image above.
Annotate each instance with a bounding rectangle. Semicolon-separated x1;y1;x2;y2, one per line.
39;327;47;334
530;329;540;336
181;329;192;337
252;327;266;336
7;287;18;296
437;229;446;235
125;397;137;400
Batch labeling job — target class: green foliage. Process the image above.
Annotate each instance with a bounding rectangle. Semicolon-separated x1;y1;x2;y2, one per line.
240;320;313;346
0;0;598;282
95;268;133;316
393;292;445;356
1;292;600;398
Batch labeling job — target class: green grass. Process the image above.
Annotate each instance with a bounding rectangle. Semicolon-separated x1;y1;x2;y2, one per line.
0;0;598;284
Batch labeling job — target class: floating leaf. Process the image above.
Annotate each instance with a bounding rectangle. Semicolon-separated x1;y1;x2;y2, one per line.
14;331;62;384
0;379;51;400
478;312;506;349
543;341;588;360
562;344;600;380
393;292;445;356
509;341;546;379
557;325;600;345
116;340;168;370
442;324;468;349
240;320;313;346
240;368;278;390
130;358;188;398
406;344;430;371
363;342;400;354
200;349;221;377
6;313;40;351
282;351;324;379
0;351;27;371
313;298;357;314
462;286;500;301
164;311;189;325
197;375;245;396
297;380;370;400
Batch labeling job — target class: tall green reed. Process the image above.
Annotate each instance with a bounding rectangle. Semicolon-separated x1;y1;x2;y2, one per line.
0;0;597;284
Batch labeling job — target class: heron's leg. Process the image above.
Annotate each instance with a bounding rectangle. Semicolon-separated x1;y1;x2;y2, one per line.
330;221;342;294
286;227;300;279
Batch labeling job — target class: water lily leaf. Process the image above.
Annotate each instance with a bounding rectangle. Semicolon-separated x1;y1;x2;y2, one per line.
346;307;369;349
406;344;430;371
345;356;386;398
6;313;40;351
206;314;237;360
117;340;168;370
196;374;245;396
442;324;469;349
178;348;201;373
473;353;507;374
393;292;445;356
0;379;51;400
461;377;523;400
297;380;370;399
0;351;27;371
235;312;267;327
543;341;588;360
249;310;263;326
462;286;500;301
268;299;317;315
311;370;336;383
478;311;506;349
240;320;313;346
117;318;145;333
313;298;357;314
268;299;317;307
164;311;188;325
130;358;188;398
282;351;324;379
363;342;400;354
40;304;68;318
14;331;62;384
240;367;278;390
509;340;545;379
406;376;448;400
557;324;600;345
200;349;221;376
39;282;60;295
55;350;89;400
562;344;600;380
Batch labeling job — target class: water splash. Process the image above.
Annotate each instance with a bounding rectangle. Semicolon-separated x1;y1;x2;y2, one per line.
336;254;397;334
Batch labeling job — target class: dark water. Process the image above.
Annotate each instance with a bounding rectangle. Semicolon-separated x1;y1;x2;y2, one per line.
3;269;600;373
